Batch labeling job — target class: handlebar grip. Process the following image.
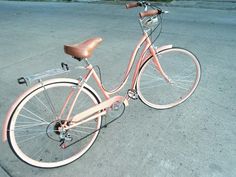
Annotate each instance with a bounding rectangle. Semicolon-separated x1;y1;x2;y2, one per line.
139;9;162;18
126;2;141;9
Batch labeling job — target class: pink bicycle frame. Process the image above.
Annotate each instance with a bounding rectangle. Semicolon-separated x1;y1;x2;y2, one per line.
61;32;170;127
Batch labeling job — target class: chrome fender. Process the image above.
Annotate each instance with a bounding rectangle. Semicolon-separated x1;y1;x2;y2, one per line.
2;78;100;143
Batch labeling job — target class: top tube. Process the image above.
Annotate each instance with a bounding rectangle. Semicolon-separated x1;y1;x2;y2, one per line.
99;34;148;95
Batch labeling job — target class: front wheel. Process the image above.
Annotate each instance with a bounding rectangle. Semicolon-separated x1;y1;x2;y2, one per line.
137;48;201;109
7;78;102;168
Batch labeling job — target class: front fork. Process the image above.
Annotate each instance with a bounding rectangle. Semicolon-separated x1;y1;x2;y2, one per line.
148;43;172;84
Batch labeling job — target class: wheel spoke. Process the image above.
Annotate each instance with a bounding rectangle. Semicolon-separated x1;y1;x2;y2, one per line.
34;95;55;116
137;48;200;109
8;81;102;168
14;122;47;129
18;114;48;124
31;141;52;161
22;107;49;123
16;132;46;145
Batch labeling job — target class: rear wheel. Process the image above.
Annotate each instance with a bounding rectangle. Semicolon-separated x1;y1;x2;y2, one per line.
7;78;102;168
137;48;201;109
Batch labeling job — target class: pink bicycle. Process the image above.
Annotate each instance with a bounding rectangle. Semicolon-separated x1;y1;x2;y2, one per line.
2;1;201;168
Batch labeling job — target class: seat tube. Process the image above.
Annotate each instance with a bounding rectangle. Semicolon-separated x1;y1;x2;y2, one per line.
91;70;110;99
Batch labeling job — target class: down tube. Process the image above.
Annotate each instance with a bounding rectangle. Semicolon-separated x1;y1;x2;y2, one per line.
91;69;110;99
131;34;150;90
112;34;148;94
101;34;148;95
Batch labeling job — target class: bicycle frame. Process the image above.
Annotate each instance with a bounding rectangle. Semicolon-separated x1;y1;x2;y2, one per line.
61;32;171;129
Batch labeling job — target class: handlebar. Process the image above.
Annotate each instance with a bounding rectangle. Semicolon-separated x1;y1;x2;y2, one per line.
125;1;142;9
126;1;168;18
139;9;161;18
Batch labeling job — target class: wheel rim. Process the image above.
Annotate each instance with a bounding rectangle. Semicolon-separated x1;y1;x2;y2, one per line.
137;48;201;109
8;82;101;168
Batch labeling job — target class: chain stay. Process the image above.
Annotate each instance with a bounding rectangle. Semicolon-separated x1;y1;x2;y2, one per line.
60;103;126;149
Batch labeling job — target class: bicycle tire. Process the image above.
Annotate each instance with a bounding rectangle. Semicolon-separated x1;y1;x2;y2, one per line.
137;47;201;109
7;78;102;168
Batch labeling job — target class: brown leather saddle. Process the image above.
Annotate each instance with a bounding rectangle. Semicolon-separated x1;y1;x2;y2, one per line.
64;37;102;60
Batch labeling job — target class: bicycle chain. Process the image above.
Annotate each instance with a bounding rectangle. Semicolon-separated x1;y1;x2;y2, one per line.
61;104;126;149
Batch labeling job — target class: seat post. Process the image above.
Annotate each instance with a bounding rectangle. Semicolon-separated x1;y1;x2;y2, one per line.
83;58;90;67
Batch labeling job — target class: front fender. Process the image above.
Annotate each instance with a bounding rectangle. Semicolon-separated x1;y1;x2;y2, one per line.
156;45;173;53
141;44;173;66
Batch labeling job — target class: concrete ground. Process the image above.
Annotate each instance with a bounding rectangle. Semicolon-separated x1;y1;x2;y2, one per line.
0;1;235;177
172;0;236;10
